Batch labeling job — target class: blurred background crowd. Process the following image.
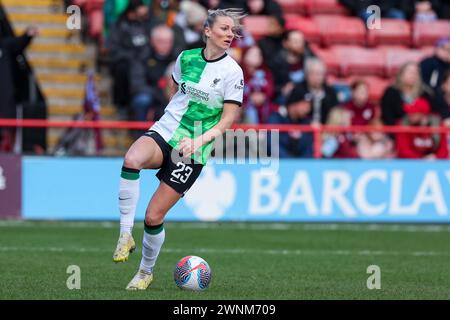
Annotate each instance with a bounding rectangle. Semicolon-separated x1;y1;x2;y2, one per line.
0;0;449;159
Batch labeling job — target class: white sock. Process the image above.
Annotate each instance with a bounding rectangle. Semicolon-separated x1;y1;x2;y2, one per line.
140;223;165;273
119;167;140;235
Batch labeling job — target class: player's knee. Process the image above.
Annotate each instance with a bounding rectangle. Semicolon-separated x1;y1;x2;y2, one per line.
123;152;143;170
145;210;165;226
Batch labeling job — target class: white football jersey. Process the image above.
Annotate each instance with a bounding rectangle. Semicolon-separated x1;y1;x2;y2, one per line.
150;47;244;164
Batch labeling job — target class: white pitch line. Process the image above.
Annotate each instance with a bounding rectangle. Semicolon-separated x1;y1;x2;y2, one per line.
1;220;450;233
171;223;450;233
0;221;117;228
0;246;448;257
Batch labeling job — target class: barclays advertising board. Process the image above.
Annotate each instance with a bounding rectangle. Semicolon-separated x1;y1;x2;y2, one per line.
22;157;450;222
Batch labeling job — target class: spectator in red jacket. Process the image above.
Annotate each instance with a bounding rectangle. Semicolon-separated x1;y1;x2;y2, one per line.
396;98;448;159
242;45;278;123
344;79;379;126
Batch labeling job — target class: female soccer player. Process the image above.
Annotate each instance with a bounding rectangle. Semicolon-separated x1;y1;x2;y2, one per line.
112;8;246;290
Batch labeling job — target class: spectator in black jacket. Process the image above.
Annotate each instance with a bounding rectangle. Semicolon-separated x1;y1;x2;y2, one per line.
439;0;450;20
260;29;315;106
105;0;151;118
129;24;177;123
267;85;313;158
294;58;339;125
435;70;450;126
381;61;447;126
420;37;450;94
0;26;38;152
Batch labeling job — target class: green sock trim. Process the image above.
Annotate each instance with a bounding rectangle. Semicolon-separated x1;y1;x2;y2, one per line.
144;223;164;235
121;170;140;180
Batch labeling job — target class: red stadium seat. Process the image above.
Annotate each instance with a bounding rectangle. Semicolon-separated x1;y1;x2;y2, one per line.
382;47;429;77
420;46;435;58
242;16;273;40
314;15;366;46
367;19;412;47
310;44;340;76
364;76;391;103
88;9;104;41
276;0;308;15
333;46;385;77
412;20;450;47
284;15;321;44
306;0;350;15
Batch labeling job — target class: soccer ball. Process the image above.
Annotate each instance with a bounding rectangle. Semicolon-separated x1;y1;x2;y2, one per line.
174;255;212;291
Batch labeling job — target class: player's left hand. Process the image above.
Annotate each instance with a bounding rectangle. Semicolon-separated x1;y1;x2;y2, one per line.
179;137;202;157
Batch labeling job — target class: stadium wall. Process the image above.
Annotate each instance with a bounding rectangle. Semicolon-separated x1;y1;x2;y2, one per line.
17;156;450;223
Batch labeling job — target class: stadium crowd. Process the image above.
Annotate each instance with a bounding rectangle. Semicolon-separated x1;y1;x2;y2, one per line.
1;0;450;159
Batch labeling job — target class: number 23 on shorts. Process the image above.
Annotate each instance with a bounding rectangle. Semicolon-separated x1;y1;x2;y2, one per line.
170;162;193;184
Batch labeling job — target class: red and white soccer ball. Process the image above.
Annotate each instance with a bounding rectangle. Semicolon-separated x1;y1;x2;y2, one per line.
174;255;212;291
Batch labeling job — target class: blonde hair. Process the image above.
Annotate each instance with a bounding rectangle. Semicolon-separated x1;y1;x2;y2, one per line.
203;8;247;42
326;107;351;126
322;107;351;140
394;61;424;99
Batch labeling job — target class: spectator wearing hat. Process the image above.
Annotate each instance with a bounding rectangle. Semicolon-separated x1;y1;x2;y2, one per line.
420;37;450;94
396;98;448;159
267;86;313;158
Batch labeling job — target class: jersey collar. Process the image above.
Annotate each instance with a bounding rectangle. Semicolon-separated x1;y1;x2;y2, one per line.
201;48;227;63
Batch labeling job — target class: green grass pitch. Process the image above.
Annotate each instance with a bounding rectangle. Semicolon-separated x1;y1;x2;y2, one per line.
0;220;449;300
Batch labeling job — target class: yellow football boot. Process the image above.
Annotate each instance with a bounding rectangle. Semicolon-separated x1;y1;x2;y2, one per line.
126;269;153;290
113;232;136;263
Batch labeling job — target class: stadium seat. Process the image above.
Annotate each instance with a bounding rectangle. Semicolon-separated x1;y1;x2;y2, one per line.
306;0;350;15
276;0;308;15
420;46;435;58
332;46;385;77
85;0;104;11
412;20;450;47
72;0;104;41
284;14;321;44
314;15;366;46
310;44;340;76
367;19;412;47
382;47;430;77
242;16;273;40
88;9;103;41
364;76;391;103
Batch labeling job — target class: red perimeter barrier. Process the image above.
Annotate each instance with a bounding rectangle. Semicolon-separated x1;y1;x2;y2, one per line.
1;118;449;158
